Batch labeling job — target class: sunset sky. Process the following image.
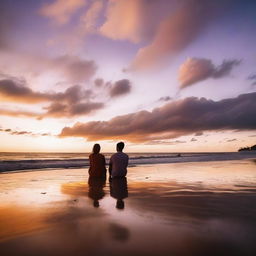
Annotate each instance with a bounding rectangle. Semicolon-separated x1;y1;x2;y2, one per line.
0;0;255;152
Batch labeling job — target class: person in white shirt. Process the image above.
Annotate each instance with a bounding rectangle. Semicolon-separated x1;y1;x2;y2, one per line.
109;142;129;178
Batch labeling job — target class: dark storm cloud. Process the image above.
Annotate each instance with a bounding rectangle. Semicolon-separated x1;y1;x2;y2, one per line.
59;92;256;142
109;79;132;97
179;58;241;88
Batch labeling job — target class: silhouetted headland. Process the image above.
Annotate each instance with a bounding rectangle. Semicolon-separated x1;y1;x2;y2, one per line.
238;144;256;151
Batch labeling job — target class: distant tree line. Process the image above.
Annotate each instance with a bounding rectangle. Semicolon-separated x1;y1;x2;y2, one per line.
238;144;256;151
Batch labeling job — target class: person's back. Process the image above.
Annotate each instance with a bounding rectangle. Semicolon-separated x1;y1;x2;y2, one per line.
109;142;129;178
89;144;106;178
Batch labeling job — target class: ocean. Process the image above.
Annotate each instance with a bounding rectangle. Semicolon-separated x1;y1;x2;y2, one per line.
0;151;255;173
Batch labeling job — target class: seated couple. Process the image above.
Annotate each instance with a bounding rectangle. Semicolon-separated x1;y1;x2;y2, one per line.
88;141;129;178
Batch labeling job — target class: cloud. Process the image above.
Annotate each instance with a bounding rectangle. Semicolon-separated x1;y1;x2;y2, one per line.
0;52;97;83
0;78;92;104
53;55;97;82
42;102;67;118
69;102;104;115
0;79;54;103
179;58;241;88
0;108;40;118
248;74;256;86
194;132;203;136
179;58;214;88
94;78;104;87
130;0;230;70
109;79;132;98
59;85;93;103
39;0;87;25
79;0;104;34
59;92;256;142
191;138;197;142
0;127;51;137
248;74;256;80
158;96;172;102
212;59;241;78
43;101;104;118
145;139;186;145
100;0;172;43
0;77;104;118
226;138;237;142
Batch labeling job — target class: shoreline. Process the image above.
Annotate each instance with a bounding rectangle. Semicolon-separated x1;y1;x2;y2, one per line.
0;152;255;173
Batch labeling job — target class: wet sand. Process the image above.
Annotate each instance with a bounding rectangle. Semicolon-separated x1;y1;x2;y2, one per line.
1;159;256;256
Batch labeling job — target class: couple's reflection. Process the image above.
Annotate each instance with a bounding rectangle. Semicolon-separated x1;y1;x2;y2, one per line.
110;177;128;210
88;176;106;208
88;177;128;209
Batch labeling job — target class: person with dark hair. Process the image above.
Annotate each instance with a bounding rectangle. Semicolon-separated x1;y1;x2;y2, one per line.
88;144;106;178
109;142;129;178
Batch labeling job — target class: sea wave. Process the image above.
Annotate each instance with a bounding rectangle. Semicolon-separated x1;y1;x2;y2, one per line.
0;152;255;173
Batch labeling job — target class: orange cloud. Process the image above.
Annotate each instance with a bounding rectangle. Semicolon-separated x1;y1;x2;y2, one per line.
130;0;229;70
100;0;171;43
179;58;241;88
100;0;144;43
0;108;40;118
39;0;87;25
179;58;215;88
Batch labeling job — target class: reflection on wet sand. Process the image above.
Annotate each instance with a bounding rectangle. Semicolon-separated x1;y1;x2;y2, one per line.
0;206;48;243
1;160;256;256
110;177;128;209
88;177;106;208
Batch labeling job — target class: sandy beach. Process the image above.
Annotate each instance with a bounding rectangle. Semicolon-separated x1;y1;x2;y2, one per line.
1;159;256;256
